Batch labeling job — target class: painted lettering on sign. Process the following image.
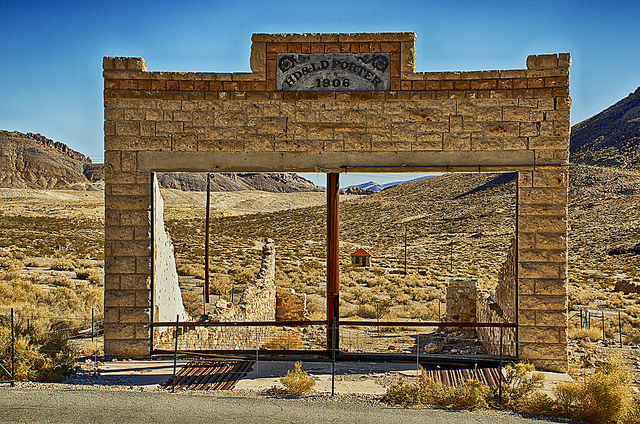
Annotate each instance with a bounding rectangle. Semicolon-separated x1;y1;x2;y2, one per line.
276;53;391;92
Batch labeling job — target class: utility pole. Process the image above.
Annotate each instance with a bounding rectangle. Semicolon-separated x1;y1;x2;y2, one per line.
404;223;407;276
449;240;454;273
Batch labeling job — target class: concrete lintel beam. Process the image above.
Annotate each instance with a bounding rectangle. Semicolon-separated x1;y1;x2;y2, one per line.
137;151;535;173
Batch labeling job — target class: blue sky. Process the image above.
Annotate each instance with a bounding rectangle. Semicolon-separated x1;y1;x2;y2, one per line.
1;0;639;187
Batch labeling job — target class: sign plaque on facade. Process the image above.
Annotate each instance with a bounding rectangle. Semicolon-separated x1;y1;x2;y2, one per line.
276;53;391;92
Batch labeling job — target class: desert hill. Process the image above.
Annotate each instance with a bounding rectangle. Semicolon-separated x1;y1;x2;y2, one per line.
0;130;97;190
570;87;640;169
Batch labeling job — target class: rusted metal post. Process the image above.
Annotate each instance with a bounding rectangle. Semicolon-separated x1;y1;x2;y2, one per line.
172;314;179;393
11;308;15;386
204;173;211;305
619;310;622;347
514;171;520;358
326;173;340;352
499;322;503;404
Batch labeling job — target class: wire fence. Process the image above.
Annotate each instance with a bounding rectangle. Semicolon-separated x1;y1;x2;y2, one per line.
0;308;103;384
569;306;631;346
151;317;517;359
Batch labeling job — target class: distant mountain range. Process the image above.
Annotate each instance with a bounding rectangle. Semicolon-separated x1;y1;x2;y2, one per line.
343;176;435;194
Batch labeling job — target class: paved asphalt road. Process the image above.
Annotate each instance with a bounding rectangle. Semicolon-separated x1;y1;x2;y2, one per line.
0;387;568;424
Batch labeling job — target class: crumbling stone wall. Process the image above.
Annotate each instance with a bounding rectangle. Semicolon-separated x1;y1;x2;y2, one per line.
447;239;517;356
276;287;309;321
103;32;570;371
157;239;276;350
445;279;477;323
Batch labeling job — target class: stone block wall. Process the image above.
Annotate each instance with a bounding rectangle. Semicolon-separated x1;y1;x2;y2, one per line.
103;32;570;370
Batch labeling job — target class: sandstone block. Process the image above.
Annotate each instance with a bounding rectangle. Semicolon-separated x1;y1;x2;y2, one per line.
135;290;151;308
519;294;566;310
519;215;567;233
535;310;567;326
119;308;151;323
519;204;566;216
528;136;569;150
105;226;134;241
104;307;120;323
519;326;563;343
518;187;567;205
121;274;150;290
135;323;150;339
443;133;471;151
106;257;137;275
534;279;567;296
112;241;150;257
104;323;135;340
104;290;136;308
104;339;150;357
104;273;121;290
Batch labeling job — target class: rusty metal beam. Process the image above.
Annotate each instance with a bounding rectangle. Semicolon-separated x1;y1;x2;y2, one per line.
326;173;340;352
204;173;211;305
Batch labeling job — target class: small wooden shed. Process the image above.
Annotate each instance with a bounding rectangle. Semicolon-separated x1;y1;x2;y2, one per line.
351;248;372;267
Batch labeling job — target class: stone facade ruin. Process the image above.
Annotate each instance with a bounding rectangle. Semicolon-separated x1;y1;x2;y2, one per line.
103;32;570;371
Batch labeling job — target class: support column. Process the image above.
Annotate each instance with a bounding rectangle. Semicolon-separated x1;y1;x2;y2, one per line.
204;173;211;305
327;173;340;352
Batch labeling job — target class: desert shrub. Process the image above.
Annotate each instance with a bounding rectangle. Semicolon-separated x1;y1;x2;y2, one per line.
403;301;437;321
181;291;203;320
498;363;547;412
177;263;204;279
75;268;103;286
306;295;325;319
396;293;412;305
554;356;637;424
263;330;304;350
569;327;602;341
47;275;75;289
278;362;315;395
1;258;24;272
81;340;104;357
384;376;490;410
233;267;258;285
0;325;77;382
625;304;640;318
209;273;232;295
51;258;74;271
358;304;377;319
606;292;626;309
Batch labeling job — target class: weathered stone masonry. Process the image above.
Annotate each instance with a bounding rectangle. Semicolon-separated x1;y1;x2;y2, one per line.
103;32;570;371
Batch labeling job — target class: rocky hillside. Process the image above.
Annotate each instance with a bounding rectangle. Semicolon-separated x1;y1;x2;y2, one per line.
570;87;640;168
0;130;97;190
